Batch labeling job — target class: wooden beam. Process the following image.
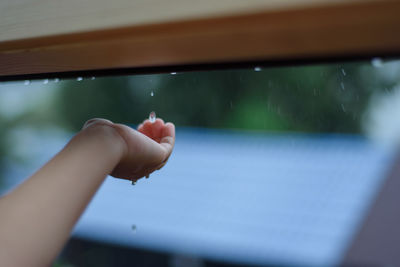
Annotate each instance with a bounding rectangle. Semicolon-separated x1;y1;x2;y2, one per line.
0;0;367;43
0;0;399;78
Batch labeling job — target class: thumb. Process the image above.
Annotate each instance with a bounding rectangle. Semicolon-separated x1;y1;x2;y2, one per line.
82;118;113;130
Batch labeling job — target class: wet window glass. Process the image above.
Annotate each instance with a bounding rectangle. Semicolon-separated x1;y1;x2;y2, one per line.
0;58;399;266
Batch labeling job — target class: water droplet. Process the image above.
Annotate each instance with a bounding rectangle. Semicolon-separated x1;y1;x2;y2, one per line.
340;82;345;90
131;225;137;233
371;57;383;68
150;91;154;97
24;80;30;85
149;111;156;123
341;69;346;76
170;72;177;75
254;66;262;72
77;77;83;81
91;77;96;80
54;78;60;83
43;79;49;84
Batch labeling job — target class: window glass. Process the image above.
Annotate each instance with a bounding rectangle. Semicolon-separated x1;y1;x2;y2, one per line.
0;58;399;266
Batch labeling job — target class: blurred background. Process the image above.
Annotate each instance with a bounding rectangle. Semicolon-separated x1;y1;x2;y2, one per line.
0;58;400;267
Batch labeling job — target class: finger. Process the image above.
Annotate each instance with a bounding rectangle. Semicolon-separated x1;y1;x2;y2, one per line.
141;121;153;137
141;119;165;142
160;122;175;159
154;118;165;124
162;122;175;139
82;118;113;130
141;118;164;128
152;119;165;142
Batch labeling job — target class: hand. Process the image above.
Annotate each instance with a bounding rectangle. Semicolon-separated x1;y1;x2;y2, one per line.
83;117;175;181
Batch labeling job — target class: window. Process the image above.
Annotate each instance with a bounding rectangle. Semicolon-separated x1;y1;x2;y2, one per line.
0;58;399;266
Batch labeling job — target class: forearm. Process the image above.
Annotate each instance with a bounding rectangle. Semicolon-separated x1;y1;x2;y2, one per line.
0;123;125;267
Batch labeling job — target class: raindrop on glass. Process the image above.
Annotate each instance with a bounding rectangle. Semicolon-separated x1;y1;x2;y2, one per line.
77;77;83;81
150;91;154;97
371;57;383;68
254;66;262;72
54;78;60;83
170;72;177;75
149;111;156;123
24;80;31;85
341;69;346;76
43;79;49;84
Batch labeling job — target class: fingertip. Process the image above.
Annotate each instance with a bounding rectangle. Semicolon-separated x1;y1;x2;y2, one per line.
152;119;164;129
155;118;165;124
142;120;153;130
164;122;175;137
82;118;113;130
165;122;175;128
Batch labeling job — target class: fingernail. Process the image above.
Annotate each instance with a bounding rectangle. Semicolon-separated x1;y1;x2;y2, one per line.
82;118;113;129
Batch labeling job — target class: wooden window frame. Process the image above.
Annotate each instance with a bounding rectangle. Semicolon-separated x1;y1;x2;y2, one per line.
0;0;399;80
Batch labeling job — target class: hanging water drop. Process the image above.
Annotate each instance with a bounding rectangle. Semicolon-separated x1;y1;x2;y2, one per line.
43;79;49;84
150;91;154;97
254;66;262;72
77;77;83;81
24;80;30;85
149;111;156;123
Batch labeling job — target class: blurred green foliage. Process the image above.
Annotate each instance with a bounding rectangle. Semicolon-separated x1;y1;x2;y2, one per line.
56;63;371;133
0;60;397;187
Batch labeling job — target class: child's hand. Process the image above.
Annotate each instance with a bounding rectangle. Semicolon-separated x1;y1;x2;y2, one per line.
0;116;174;267
83;117;175;182
112;118;175;181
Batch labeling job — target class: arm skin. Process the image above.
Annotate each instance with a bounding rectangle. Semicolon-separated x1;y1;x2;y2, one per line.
0;117;175;267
